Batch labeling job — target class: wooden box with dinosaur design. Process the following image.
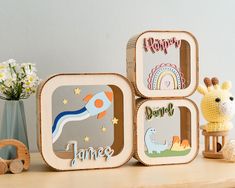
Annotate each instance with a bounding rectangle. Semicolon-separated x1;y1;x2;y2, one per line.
134;99;199;165
37;73;134;170
127;31;199;98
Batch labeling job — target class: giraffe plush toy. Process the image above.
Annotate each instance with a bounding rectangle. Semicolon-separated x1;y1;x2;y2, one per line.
197;77;235;132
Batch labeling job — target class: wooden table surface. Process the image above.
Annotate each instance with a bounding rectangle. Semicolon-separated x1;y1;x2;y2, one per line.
1;152;235;188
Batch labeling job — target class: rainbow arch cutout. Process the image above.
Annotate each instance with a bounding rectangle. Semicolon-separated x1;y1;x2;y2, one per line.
147;63;186;90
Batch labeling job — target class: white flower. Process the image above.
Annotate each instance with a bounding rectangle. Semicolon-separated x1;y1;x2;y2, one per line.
7;59;16;64
23;74;40;88
4;78;14;87
0;69;12;82
4;59;17;68
21;63;37;76
0;59;19;80
0;59;40;100
0;63;7;71
0;72;6;81
0;63;9;88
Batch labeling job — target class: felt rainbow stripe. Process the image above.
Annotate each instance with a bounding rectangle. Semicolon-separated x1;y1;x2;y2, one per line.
147;63;185;90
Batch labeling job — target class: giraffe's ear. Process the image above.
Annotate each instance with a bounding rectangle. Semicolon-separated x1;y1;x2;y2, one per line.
221;81;232;90
197;85;208;95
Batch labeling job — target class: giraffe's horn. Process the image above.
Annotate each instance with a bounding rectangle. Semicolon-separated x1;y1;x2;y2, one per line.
204;77;212;88
212;77;219;86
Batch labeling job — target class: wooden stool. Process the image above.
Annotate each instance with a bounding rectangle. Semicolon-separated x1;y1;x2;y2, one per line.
202;130;228;159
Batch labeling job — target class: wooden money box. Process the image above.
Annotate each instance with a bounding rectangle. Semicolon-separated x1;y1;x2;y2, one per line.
127;31;199;98
134;99;199;165
37;73;134;170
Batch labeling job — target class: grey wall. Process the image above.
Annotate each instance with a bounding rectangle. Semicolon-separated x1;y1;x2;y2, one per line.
0;0;235;151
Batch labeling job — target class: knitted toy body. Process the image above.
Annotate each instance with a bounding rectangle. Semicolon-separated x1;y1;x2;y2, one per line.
198;77;235;132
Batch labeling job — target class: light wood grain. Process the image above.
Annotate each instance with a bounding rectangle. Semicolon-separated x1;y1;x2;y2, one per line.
202;131;228;159
126;30;199;98
0;158;8;174
0;139;30;170
1;151;235;188
37;73;134;170
9;159;24;174
135;99;199;165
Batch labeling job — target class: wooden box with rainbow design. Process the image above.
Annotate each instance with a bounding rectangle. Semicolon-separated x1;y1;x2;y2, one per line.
37;73;134;170
127;31;199;98
135;99;199;165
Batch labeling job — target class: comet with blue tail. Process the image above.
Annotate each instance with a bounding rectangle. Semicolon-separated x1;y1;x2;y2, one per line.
52;91;113;143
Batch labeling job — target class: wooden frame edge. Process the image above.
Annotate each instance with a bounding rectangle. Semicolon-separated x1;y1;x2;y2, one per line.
36;73;135;171
134;98;199;166
127;30;199;99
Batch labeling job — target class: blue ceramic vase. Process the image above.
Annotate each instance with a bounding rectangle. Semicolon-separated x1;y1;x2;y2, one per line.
0;100;29;159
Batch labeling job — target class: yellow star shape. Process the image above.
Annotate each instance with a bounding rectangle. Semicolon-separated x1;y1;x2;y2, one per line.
63;99;68;104
74;87;81;95
101;126;107;132
112;117;118;125
84;136;90;142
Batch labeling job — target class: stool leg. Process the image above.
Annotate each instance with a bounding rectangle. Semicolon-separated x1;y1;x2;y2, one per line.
213;136;217;153
222;136;228;146
205;135;209;152
222;136;225;146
